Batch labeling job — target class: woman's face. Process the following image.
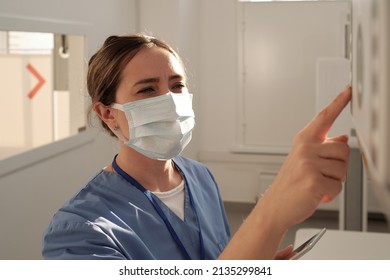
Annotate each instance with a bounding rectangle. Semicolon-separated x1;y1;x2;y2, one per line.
113;46;188;140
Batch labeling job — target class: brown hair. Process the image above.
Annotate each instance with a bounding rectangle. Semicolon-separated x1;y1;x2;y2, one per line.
87;34;184;136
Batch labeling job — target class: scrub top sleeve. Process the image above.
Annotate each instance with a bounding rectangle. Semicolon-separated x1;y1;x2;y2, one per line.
42;222;127;260
205;167;231;239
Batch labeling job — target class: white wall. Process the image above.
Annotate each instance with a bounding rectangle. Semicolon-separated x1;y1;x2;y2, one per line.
0;0;136;259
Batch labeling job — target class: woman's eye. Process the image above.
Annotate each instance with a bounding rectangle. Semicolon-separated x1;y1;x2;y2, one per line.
138;87;155;94
171;83;186;92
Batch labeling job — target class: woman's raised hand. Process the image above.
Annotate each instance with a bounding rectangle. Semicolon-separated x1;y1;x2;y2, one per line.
262;86;352;231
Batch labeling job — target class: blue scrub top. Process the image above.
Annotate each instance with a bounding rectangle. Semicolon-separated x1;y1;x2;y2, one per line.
42;156;231;260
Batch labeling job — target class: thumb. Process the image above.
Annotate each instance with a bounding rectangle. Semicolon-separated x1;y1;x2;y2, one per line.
298;86;352;143
275;244;294;260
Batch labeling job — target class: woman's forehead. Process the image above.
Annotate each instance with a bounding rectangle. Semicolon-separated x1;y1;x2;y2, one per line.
123;46;185;80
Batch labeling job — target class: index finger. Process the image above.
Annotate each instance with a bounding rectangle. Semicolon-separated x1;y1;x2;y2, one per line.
300;86;352;142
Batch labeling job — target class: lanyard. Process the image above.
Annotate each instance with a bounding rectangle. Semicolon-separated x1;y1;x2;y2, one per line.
112;155;205;260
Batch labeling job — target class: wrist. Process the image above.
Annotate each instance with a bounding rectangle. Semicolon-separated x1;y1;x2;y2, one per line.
254;194;289;239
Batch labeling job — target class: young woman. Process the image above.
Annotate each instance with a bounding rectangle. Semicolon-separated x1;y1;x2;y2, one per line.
42;34;351;260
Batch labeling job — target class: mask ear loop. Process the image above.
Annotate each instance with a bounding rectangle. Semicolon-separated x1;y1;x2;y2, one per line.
109;125;128;143
108;103;129;143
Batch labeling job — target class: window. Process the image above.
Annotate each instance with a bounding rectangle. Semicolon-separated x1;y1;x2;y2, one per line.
0;31;86;160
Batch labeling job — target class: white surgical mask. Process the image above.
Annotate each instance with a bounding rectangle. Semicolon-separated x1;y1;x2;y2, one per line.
110;92;195;160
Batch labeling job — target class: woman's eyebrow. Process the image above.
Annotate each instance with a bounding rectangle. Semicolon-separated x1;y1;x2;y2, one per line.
134;78;159;86
169;74;185;81
133;75;185;86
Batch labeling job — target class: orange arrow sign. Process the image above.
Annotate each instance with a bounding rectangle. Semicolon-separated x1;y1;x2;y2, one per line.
26;63;46;99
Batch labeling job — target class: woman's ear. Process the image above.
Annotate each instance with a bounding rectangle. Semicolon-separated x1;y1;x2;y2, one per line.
93;102;118;129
